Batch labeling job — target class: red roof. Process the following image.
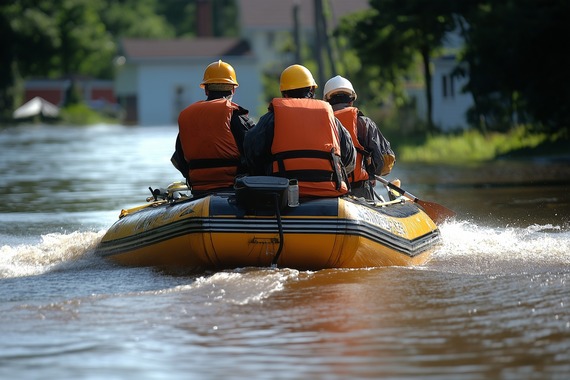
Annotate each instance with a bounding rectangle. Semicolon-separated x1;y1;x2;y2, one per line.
120;38;251;60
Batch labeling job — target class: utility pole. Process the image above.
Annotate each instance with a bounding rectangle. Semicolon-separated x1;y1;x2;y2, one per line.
293;1;301;64
314;0;326;90
320;1;337;76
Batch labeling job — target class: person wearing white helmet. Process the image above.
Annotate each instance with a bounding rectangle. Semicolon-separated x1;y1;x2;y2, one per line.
171;60;255;195
323;75;396;200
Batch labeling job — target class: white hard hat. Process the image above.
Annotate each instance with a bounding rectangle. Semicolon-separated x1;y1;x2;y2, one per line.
323;75;357;101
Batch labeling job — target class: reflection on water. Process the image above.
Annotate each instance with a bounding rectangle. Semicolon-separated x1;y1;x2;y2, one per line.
1;124;570;379
0;124;181;216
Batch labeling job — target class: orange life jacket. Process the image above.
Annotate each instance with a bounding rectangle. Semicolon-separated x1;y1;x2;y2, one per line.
178;99;240;191
334;107;369;183
271;98;348;197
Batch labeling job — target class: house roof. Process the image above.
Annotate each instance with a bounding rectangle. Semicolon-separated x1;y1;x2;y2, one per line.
238;0;369;30
120;38;252;60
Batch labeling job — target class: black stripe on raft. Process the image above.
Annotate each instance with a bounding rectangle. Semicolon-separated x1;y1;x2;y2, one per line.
96;216;440;259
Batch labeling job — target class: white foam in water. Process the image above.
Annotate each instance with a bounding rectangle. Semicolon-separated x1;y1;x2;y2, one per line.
429;220;570;274
2;222;569;280
188;268;301;305
0;231;105;279
133;268;302;306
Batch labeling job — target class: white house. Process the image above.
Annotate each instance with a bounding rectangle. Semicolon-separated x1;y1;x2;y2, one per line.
405;36;474;131
114;38;261;126
428;28;473;131
112;1;370;126
431;55;474;131
113;1;474;130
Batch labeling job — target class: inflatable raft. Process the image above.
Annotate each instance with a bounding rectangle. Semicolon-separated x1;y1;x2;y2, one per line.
96;176;442;270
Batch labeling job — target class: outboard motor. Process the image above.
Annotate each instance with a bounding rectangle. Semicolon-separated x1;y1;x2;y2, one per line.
234;176;299;267
234;176;292;211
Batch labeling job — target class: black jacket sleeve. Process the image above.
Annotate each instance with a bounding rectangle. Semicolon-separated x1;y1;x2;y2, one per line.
243;111;275;176
230;105;255;156
357;114;395;176
230;105;255;175
171;134;189;179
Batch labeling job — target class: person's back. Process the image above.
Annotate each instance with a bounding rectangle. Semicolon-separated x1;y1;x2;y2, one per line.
171;60;254;194
243;64;356;198
323;75;395;200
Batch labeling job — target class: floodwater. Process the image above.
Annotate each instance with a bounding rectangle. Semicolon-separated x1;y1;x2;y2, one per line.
1;124;569;380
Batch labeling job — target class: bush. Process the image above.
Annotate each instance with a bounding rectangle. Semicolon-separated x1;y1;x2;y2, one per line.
396;126;551;164
60;103;118;125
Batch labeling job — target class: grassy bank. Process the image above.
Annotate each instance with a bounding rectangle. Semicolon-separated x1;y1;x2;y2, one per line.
390;127;568;164
59;103;119;125
1;103;120;127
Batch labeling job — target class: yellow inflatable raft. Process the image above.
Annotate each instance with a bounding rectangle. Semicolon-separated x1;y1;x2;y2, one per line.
96;176;441;270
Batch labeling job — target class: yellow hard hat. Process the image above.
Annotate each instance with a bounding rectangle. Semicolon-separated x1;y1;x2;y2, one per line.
280;64;318;92
200;60;239;88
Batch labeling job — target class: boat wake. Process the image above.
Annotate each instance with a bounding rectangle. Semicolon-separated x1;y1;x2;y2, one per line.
0;230;107;279
427;220;570;275
136;268;302;306
1;221;569;280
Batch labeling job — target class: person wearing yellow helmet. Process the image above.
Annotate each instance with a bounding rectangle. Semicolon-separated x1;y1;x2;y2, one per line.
243;64;356;198
171;60;255;194
323;75;396;200
199;59;239;88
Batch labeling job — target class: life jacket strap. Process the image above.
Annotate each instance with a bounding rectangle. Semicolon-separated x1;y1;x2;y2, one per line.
273;149;333;177
274;170;336;182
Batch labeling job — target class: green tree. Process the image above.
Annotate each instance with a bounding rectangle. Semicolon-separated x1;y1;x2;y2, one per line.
337;0;458;131
55;0;116;78
155;0;196;37
0;0;61;119
460;0;570;133
102;0;175;38
336;9;413;110
154;0;238;38
0;0;178;118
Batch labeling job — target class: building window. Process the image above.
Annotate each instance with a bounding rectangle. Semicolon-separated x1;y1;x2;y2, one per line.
442;74;455;99
266;31;275;47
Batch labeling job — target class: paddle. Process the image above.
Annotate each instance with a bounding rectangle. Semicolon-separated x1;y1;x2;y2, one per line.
375;175;456;224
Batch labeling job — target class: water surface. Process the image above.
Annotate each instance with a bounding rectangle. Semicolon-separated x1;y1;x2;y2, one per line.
1;124;569;379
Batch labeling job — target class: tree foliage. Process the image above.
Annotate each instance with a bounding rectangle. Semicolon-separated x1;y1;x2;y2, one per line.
460;0;570;132
335;10;408;109
2;0;569;134
0;0;238;120
102;0;176;39
336;0;569;134
337;0;458;131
